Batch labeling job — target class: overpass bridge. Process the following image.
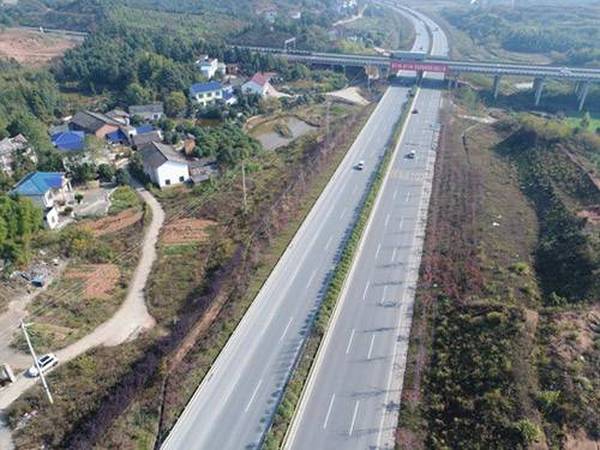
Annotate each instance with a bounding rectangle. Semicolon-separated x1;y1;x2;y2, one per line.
233;46;600;110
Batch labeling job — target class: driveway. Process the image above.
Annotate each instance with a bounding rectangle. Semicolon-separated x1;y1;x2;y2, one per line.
0;181;163;410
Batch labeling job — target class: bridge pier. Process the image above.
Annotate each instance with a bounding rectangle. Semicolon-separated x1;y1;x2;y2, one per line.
416;70;424;84
446;74;459;89
578;81;591;112
492;75;502;100
533;77;545;106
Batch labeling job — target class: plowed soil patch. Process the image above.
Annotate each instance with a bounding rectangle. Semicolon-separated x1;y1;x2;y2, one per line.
65;264;120;299
0;28;80;67
161;219;216;245
81;209;143;236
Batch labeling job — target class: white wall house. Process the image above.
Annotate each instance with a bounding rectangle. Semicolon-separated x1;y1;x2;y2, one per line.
140;142;190;188
189;81;224;107
195;56;226;79
242;72;277;97
11;171;74;229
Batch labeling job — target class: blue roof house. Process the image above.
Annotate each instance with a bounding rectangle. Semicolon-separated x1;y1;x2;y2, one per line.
189;81;223;107
51;131;85;152
106;128;130;145
11;172;74;229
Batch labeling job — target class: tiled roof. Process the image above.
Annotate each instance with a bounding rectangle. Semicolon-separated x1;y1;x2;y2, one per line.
141;142;188;170
70;111;119;133
135;124;155;134
12;172;65;196
132;131;162;148
189;81;223;96
51;131;85;151
249;72;275;87
129;103;164;115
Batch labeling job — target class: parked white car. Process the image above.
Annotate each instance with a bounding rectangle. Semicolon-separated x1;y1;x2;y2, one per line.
27;353;58;377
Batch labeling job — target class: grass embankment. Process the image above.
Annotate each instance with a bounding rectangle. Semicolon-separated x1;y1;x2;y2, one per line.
397;94;600;449
263;92;414;449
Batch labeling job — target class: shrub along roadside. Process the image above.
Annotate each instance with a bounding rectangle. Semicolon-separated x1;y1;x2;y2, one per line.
263;90;415;449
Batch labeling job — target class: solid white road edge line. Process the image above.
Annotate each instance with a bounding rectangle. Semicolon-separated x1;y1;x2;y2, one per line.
283;85;421;450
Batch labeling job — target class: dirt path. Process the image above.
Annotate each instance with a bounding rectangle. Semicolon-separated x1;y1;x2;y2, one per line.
325;86;370;106
0;262;68;371
333;5;367;27
0;182;162;410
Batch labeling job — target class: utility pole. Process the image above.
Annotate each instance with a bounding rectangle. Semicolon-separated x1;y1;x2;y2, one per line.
21;321;54;405
241;161;248;212
325;100;331;150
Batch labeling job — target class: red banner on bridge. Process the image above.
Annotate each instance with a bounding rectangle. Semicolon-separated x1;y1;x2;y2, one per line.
390;60;448;73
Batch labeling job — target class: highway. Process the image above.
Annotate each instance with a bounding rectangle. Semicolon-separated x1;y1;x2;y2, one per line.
284;5;448;450
160;11;431;450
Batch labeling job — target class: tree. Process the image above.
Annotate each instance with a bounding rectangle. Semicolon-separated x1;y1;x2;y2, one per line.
124;83;152;106
0;195;43;265
164;91;187;117
580;112;591;130
115;168;131;186
98;164;116;182
70;162;98;184
85;135;105;163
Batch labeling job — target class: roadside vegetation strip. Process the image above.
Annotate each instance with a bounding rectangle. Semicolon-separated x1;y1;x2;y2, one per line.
263;89;416;450
152;104;376;443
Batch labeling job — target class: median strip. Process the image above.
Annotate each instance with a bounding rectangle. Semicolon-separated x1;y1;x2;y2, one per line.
262;85;418;449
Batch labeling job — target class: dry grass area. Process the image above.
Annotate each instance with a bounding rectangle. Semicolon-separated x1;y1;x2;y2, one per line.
64;264;120;299
0;28;81;66
161;218;216;245
81;209;143;236
397;102;544;449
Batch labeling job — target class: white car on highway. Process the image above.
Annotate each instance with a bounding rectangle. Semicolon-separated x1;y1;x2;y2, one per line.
406;150;416;159
27;353;58;377
355;160;365;170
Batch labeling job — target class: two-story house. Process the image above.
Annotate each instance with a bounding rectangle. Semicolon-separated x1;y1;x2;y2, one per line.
195;56;226;79
129;103;164;121
189;81;225;107
11;172;74;229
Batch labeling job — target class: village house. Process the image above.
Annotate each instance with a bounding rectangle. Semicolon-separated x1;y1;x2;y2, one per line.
129;103;164;121
140;142;190;188
132;127;163;149
195;55;227;79
105;108;131;126
189;157;218;184
222;85;238;105
106;123;153;146
69;111;121;139
242;72;277;97
51;130;85;152
189;81;224;107
11;172;74;229
0;134;37;176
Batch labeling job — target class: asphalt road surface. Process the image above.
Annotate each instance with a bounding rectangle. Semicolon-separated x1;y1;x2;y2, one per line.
161;11;431;450
284;5;449;450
